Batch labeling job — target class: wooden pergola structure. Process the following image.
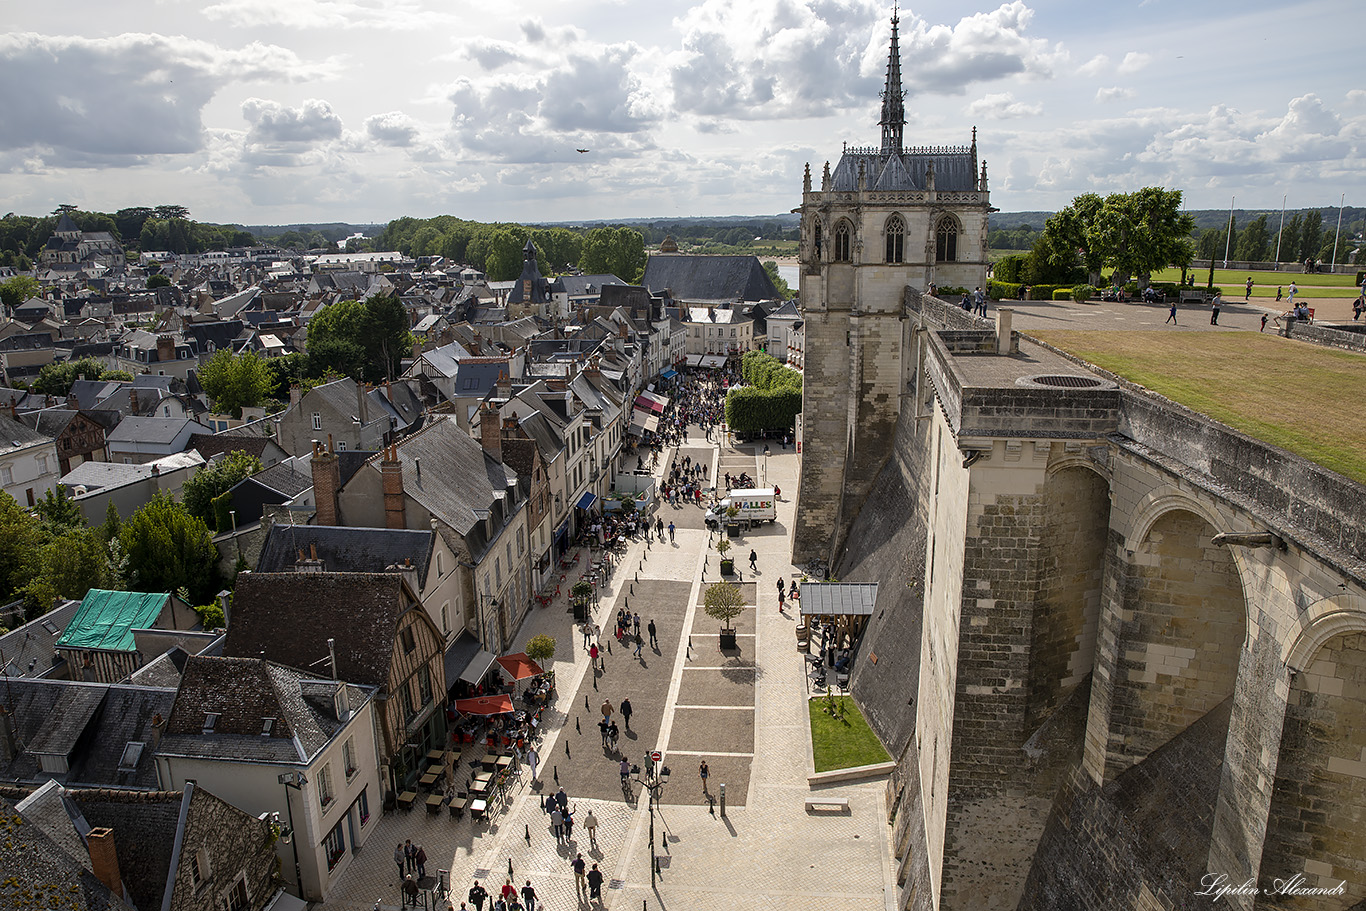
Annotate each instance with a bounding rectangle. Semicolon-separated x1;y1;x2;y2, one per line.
798;583;878;650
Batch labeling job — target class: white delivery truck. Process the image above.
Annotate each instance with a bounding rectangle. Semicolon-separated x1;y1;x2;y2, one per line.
704;488;777;528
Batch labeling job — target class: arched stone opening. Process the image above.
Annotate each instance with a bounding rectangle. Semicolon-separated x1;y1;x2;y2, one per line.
1027;466;1110;731
1107;508;1247;776
1257;630;1366;908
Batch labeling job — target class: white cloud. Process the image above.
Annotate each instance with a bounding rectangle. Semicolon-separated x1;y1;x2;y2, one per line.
455;39;528;70
243;98;344;143
520;17;546;43
1096;86;1135;103
1077;54;1108;77
364;111;419;147
0;32;328;161
893;2;1066;96
1117;51;1152;74
199;0;449;31
967;92;1042;119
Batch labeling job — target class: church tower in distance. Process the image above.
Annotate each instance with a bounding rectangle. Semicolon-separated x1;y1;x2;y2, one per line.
792;11;992;566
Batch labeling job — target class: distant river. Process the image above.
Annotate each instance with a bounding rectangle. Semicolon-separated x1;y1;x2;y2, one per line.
777;264;799;289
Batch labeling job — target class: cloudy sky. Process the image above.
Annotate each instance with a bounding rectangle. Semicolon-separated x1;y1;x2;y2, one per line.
1;0;1360;225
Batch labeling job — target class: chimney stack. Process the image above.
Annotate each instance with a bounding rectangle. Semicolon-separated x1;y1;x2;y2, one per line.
289;384;301;408
128;388;139;413
311;440;341;526
479;402;503;461
381;444;406;529
86;828;125;900
356;380;369;428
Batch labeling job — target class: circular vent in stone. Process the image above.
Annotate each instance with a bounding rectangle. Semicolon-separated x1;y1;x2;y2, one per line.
1016;374;1112;390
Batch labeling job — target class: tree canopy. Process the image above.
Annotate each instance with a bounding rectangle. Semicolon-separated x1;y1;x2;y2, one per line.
1039;188;1195;285
198;349;274;417
579;226;647;283
0;275;40;313
119;493;222;603
306;294;413;383
725;350;802;433
703;581;746;632
31;356;118;397
0;490;125;620
182;451;263;530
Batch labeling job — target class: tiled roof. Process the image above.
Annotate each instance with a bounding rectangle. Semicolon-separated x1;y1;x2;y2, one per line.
187;433;272;462
255;525;434;578
0;797;133;911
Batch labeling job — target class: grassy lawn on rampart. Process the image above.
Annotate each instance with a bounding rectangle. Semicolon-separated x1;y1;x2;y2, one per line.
1151;266;1362;295
809;696;890;773
1032;331;1366;485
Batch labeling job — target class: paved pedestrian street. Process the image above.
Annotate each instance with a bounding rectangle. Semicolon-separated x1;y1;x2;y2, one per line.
317;425;893;911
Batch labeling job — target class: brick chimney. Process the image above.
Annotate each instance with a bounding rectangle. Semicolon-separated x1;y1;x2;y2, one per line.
584;357;600;379
356;380;369;427
156;335;175;362
381;444;406;529
479;402;502;461
311;438;341;526
128;388;139;413
67;393;79;410
87;828;124;899
289;384;302;408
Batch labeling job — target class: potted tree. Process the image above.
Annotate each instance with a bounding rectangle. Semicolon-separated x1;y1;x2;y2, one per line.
704;581;746;650
716;537;734;575
571;579;593;622
724;504;741;538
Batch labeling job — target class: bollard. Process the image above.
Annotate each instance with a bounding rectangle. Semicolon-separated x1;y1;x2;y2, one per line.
508;858;514;879
525;825;532;845
719;783;726;818
576;717;581;734
566;741;571;759
554;765;559;783
585;695;589;710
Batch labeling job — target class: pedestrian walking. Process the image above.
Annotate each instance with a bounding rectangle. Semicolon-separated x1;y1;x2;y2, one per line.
632;631;643;657
395;844;406;884
699;759;709;793
647;619;657;648
1166;302;1177;325
598;717;610;747
405;840;416;872
655;517;664;538
469;881;488;911
778;588;786;612
620;698;633;731
494;897;507;911
501;880;517;905
1260;314;1268;332
609;720;620;750
1210;294;1221;325
584;810;599;848
1288;282;1298;304
415;845;428;880
404;875;419;907
587;865;604;902
601;698;613;722
527;746;539;780
667;522;676;543
589;642;599;669
1245;277;1253;300
556;787;569;812
581;622;592;649
633;612;641;635
749;548;757;570
776;577;784;598
550;807;564;842
564;807;574;841
619;757;631;785
572;854;587;898
521;882;537;911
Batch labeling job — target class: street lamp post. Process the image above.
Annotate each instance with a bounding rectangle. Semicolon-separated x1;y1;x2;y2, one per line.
277;771;307;897
632;755;671;887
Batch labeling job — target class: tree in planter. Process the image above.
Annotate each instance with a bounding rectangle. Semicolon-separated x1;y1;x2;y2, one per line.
571;579;594;621
715;536;734;575
525;634;556;666
703;582;746;642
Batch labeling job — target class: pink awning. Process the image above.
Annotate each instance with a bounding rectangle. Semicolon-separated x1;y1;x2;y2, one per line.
495;653;543;681
454;695;514;716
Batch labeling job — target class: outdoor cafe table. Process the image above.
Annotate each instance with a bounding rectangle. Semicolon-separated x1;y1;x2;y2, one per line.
426;749;445;764
470;798;488;821
480;752;500;771
396;790;417;811
495;755;514;772
471;773;493;794
425;793;445;814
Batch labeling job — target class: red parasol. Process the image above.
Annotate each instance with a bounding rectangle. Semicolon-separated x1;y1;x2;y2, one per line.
454;694;514;716
496;653;544;681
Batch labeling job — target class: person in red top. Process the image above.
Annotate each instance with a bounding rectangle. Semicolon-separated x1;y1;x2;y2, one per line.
501;880;517;903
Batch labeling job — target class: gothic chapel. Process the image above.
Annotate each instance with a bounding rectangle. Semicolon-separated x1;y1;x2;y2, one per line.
794;13;992;566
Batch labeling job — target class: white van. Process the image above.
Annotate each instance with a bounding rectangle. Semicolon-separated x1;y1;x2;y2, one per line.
705;488;777;528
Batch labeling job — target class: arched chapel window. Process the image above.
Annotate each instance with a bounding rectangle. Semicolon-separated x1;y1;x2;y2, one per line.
885;216;905;264
833;221;852;262
935;217;958;263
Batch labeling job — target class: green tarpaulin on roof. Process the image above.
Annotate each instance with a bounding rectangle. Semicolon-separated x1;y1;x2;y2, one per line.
56;589;170;652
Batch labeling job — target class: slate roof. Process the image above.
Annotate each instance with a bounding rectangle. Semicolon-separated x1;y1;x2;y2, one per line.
255;526;433;579
0;331;57;352
369;416;518;536
0;600;80;679
127;646;191;688
161;655;367;764
1;411;51;455
57;590;171;653
187;433;272;462
70;789;183;911
829;145;978;194
558;274;628;297
245;459;312;497
61;452;204;492
417;340;475;378
0;797;133;911
642;254;780;302
105;417;207;446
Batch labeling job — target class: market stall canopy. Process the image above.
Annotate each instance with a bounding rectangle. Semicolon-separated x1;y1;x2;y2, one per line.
454;694;514;715
660;368;679;380
496;653;543;681
700;354;728;369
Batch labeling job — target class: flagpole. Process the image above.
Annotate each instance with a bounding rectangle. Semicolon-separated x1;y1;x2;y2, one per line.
1331;193;1345;271
1274;194;1286;263
1223;196;1235;268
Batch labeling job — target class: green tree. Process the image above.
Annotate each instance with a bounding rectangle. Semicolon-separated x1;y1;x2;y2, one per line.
22;528;115;610
1041;189;1194;285
579;226;647;283
0;493;43;604
703;581;746;632
182;451;263;529
1299;211;1322;263
1277;214;1302;263
525;634;556;667
32;356;111;396
306;295;413;383
147;273;171;289
33;488;84;533
198;349;275;417
1236;215;1270;262
119;493;221;602
0;275;41;314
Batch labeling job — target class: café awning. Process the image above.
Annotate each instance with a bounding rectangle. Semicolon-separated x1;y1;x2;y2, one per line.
660;368;678;380
454;694;514;716
700;354;728;369
458;648;498;684
496;653;544;681
576;491;597;510
685;354;703;367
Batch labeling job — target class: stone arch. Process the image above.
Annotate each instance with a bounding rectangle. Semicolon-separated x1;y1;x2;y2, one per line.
884;213;906;264
832;218;853;262
1106;507;1248;776
1256;627;1366;907
1285;597;1366;671
1027;463;1111;731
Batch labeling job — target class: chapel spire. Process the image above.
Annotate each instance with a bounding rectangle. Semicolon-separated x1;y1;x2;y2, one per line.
879;7;906;156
